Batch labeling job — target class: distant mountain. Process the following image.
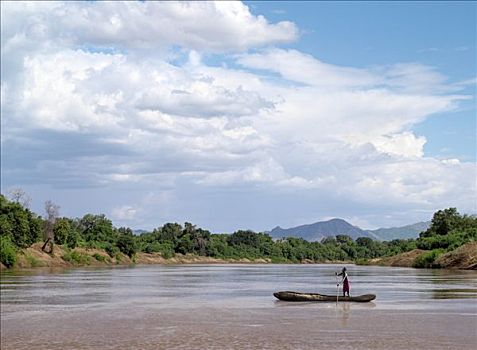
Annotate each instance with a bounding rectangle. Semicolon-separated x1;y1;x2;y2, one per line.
269;219;431;242
366;221;430;241
270;218;371;242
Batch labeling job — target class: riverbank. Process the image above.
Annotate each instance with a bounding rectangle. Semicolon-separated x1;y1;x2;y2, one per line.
0;243;273;270
367;241;477;269
2;241;476;271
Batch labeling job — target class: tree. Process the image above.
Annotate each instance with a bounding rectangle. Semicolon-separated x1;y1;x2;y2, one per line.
7;188;32;209
116;228;137;258
42;200;60;252
0;195;42;248
336;235;353;245
227;230;259;247
356;237;373;247
79;214;115;244
321;237;337;246
0;235;17;268
158;223;182;244
53;218;71;245
180;223;211;256
421;208;461;237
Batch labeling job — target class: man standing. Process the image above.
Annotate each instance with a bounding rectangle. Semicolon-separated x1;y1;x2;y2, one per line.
336;267;350;297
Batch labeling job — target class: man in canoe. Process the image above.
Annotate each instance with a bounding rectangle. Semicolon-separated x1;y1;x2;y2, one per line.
336;267;350;297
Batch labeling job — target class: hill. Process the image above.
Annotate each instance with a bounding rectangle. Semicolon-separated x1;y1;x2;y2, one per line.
270;218;371;241
270;219;430;242
366;221;430;240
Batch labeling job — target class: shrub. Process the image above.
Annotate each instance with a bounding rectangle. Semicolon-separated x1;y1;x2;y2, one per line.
105;243;120;257
413;249;444;268
157;243;175;259
270;256;287;263
0;236;17;268
142;242;174;258
25;253;44;267
93;253;108;262
143;242;161;254
66;230;79;249
117;233;137;258
63;250;91;265
355;258;371;265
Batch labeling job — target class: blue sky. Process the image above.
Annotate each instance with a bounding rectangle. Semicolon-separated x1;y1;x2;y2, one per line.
249;1;476;162
1;1;476;232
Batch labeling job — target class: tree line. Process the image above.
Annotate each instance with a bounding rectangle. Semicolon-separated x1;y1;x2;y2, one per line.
1;193;476;268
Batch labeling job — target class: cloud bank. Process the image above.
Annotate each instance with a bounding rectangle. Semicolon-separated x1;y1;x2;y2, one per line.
1;1;474;231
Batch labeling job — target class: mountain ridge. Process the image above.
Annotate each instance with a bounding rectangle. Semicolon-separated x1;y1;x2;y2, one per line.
270;218;430;241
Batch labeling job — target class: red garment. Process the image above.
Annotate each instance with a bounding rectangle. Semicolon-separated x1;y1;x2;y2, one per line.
343;277;350;293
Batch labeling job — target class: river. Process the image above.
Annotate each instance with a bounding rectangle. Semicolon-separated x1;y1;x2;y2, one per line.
1;264;476;349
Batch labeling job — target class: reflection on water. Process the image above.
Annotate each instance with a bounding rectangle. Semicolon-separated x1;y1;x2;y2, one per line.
432;288;477;299
1;264;476;349
339;302;350;326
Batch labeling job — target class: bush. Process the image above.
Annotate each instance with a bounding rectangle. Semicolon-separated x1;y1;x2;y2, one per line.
355;258;371;265
66;229;79;249
25;253;44;267
156;242;174;259
62;250;91;265
105;243;120;257
413;249;444;268
143;242;158;253
270;255;287;263
93;253;108;262
0;236;17;268
117;233;137;258
0;195;43;248
160;246;175;259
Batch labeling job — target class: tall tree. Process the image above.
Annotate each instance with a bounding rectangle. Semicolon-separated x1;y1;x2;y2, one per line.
7;187;32;209
42;200;60;253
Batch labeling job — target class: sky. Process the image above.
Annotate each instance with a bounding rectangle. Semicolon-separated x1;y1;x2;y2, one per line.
1;1;476;232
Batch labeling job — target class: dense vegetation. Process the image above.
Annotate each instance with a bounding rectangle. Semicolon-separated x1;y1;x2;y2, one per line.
1;194;476;268
413;208;477;267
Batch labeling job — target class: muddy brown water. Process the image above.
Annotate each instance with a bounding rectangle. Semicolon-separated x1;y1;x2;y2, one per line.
1;264;476;349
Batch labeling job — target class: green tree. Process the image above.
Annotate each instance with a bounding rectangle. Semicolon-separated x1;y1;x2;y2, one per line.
79;214;115;244
53;218;71;245
422;208;461;237
417;209;477;252
228;230;259;247
116;228;137;258
0;235;17;267
156;223;182;248
0;195;43;248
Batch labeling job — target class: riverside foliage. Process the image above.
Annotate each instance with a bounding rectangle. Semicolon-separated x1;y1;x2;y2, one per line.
1;194;476;267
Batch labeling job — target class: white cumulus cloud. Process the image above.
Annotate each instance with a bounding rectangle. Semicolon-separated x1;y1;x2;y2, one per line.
1;1;475;231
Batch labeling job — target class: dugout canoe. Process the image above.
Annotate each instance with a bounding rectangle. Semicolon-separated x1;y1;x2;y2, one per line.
273;291;376;302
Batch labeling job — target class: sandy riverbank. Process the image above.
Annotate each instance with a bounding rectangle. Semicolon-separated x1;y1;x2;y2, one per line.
368;241;477;269
0;243;272;270
2;241;476;271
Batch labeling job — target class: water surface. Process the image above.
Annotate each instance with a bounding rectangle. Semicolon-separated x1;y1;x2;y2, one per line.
1;264;476;349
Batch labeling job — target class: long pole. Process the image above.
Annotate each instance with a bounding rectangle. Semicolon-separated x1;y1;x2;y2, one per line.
335;273;339;305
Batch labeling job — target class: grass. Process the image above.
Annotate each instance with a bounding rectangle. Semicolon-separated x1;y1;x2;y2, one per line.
93;253;110;263
63;250;91;265
355;258;371;266
25;253;45;267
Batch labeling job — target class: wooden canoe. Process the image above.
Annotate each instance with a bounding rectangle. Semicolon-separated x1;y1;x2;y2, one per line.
273;291;376;302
